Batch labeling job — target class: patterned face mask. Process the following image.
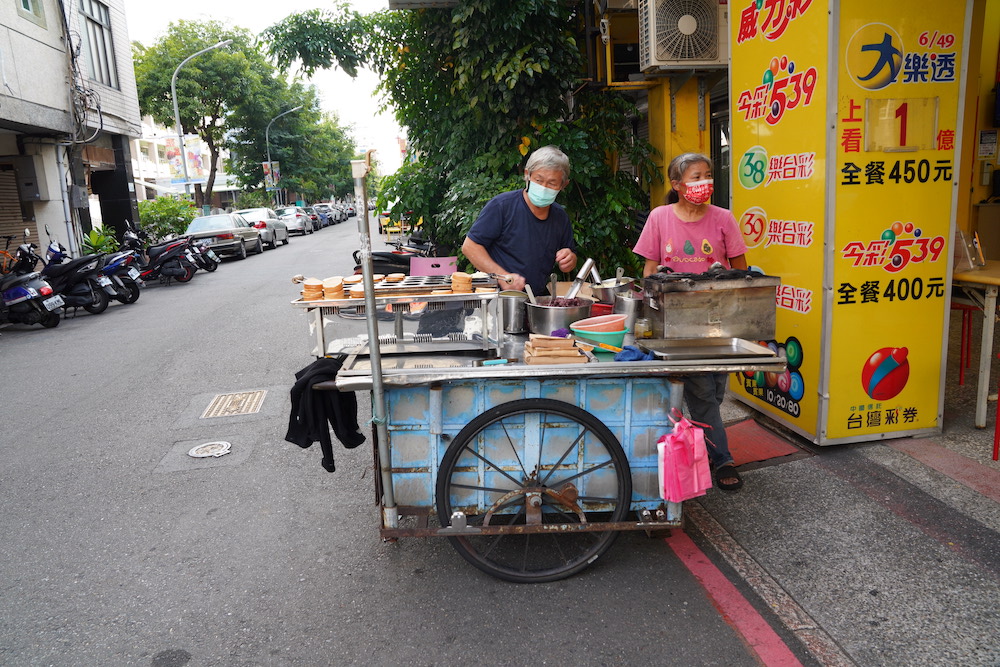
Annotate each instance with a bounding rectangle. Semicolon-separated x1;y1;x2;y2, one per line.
682;179;714;205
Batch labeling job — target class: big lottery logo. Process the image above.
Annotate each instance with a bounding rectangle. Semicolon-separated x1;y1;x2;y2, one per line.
861;347;910;400
846;24;904;91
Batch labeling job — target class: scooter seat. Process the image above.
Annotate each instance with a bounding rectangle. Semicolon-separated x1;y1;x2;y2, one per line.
0;271;39;290
146;244;169;259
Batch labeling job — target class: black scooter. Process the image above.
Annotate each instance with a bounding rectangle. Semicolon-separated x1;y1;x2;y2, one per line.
10;228;112;315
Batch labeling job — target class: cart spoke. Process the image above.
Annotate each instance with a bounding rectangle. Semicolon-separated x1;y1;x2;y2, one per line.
451;482;519;495
538;429;587;487
546;458;615;488
461;444;524;488
498;418;528;478
480;508;524;560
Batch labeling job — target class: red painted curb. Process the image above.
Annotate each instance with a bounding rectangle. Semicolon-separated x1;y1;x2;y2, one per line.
666;530;803;667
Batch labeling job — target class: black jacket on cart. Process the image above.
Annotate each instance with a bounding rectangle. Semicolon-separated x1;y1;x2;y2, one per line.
285;356;365;472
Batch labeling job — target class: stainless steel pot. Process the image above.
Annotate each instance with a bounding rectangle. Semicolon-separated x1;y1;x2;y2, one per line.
589;277;636;304
525;297;593;335
499;290;528;333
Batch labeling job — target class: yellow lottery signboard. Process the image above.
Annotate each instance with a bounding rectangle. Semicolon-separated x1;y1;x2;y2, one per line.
828;1;969;441
731;0;970;444
729;0;829;434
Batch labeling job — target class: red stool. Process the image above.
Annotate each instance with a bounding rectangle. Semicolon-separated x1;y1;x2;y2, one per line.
951;301;979;385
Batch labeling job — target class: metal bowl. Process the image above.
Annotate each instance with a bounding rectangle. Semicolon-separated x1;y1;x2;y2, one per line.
589;277;636;304
526;297;594;335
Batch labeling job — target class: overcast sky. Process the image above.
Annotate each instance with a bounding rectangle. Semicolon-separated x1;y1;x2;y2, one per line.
121;0;404;173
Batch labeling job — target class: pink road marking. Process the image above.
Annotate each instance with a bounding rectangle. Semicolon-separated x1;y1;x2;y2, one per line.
889;439;1000;504
666;530;803;667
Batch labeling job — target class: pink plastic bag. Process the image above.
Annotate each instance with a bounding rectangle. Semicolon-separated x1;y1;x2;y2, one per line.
656;408;713;502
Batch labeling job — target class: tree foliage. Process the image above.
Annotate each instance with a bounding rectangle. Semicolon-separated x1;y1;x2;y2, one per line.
133;19;357;206
266;1;660;274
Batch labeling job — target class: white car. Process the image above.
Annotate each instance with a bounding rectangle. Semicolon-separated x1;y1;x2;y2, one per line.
275;206;314;235
233;208;290;249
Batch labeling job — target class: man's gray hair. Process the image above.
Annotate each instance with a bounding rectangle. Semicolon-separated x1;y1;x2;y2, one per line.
667;152;713;182
524;145;570;185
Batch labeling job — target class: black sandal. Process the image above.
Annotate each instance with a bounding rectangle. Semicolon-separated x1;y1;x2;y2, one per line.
715;464;744;491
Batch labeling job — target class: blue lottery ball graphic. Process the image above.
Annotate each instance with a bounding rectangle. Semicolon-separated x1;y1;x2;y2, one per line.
788;372;805;401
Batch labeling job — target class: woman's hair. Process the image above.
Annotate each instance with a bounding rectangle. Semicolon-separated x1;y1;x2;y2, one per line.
666;152;713;204
524;145;570;185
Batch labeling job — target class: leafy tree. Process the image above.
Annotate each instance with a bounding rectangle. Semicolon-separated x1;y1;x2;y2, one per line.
133;21;279;204
266;1;660;273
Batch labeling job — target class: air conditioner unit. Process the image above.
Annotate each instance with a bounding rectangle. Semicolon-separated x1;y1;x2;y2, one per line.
639;0;728;72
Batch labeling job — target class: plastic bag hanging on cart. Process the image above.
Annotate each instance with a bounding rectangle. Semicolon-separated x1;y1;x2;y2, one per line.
656;408;713;502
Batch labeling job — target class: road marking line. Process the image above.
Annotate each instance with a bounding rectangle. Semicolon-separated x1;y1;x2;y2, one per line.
681;503;856;667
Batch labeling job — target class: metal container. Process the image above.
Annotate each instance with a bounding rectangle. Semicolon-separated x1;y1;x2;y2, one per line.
643;272;780;340
612;290;644;332
526;297;593;335
499;290;528;333
589;277;637;304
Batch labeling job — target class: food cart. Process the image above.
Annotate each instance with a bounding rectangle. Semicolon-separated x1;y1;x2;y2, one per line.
291;278;784;583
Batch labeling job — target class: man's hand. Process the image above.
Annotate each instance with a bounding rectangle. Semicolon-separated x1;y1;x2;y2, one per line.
499;274;526;291
555;248;577;273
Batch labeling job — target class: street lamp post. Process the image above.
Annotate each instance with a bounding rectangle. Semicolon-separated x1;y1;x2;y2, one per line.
265;105;303;206
171;39;233;198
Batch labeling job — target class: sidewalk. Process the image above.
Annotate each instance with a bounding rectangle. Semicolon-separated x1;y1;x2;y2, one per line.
698;312;1000;666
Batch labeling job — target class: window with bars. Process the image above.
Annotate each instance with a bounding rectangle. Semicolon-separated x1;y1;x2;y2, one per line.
79;0;119;89
16;0;47;28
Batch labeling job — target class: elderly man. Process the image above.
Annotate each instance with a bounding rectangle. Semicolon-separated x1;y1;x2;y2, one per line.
462;145;578;295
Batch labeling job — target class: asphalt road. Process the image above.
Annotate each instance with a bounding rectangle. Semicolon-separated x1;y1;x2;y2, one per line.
0;219;810;666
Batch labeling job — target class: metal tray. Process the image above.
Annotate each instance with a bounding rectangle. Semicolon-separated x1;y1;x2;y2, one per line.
637;337;776;361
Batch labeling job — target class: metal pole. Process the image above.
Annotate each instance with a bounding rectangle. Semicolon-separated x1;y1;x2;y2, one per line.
265;105;303;208
351;153;397;528
170;39;232;199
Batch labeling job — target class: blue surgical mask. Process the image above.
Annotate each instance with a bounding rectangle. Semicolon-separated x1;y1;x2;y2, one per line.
526;181;559;207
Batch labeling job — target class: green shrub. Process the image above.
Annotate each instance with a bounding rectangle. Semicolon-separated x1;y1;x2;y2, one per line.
137;197;197;241
80;228;119;255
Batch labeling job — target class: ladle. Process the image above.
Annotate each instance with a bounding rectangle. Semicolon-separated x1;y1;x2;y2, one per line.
524;283;538;305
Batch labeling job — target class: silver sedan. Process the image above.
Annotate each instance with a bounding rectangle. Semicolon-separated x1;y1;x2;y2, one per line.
275;206;314;235
234;208;290;249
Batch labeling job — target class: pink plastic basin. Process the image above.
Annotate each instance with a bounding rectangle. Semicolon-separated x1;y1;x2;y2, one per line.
570;314;628;332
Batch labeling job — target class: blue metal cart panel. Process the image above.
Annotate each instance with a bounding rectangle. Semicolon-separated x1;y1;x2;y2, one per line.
383;375;682;519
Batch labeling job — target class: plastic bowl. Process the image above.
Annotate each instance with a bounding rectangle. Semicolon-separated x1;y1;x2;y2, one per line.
570;314;628;332
569;326;629;349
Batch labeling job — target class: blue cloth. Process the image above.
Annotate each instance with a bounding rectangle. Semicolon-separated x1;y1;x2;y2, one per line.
613;345;655;361
466;189;575;295
683;373;734;469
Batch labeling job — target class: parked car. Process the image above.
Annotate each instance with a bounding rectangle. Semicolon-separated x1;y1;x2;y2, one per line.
345;203;356;217
233;207;290;249
276;206;314;235
310;203;333;227
184;213;262;260
303;206;324;230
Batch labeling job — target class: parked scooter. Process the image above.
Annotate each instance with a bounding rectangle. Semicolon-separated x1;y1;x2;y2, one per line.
0;229;61;328
187;237;220;273
121;221;196;284
99;249;143;304
352;227;448;275
10;227;113;315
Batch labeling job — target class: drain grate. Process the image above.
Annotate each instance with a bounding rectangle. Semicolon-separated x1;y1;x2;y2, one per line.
201;390;267;419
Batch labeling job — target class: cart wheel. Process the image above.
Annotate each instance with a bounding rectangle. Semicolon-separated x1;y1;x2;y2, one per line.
435;399;632;583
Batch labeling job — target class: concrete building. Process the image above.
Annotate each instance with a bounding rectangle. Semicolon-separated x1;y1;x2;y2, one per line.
0;0;140;254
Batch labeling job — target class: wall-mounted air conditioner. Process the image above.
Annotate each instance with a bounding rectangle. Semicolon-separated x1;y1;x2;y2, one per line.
639;0;728;71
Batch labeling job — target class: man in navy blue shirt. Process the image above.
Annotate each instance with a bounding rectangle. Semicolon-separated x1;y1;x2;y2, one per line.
462;146;578;295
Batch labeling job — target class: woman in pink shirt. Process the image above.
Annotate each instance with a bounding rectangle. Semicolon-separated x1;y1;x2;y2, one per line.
633;153;748;491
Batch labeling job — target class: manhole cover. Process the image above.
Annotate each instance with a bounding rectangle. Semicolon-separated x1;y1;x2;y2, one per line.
188;441;232;458
201;390;267;418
